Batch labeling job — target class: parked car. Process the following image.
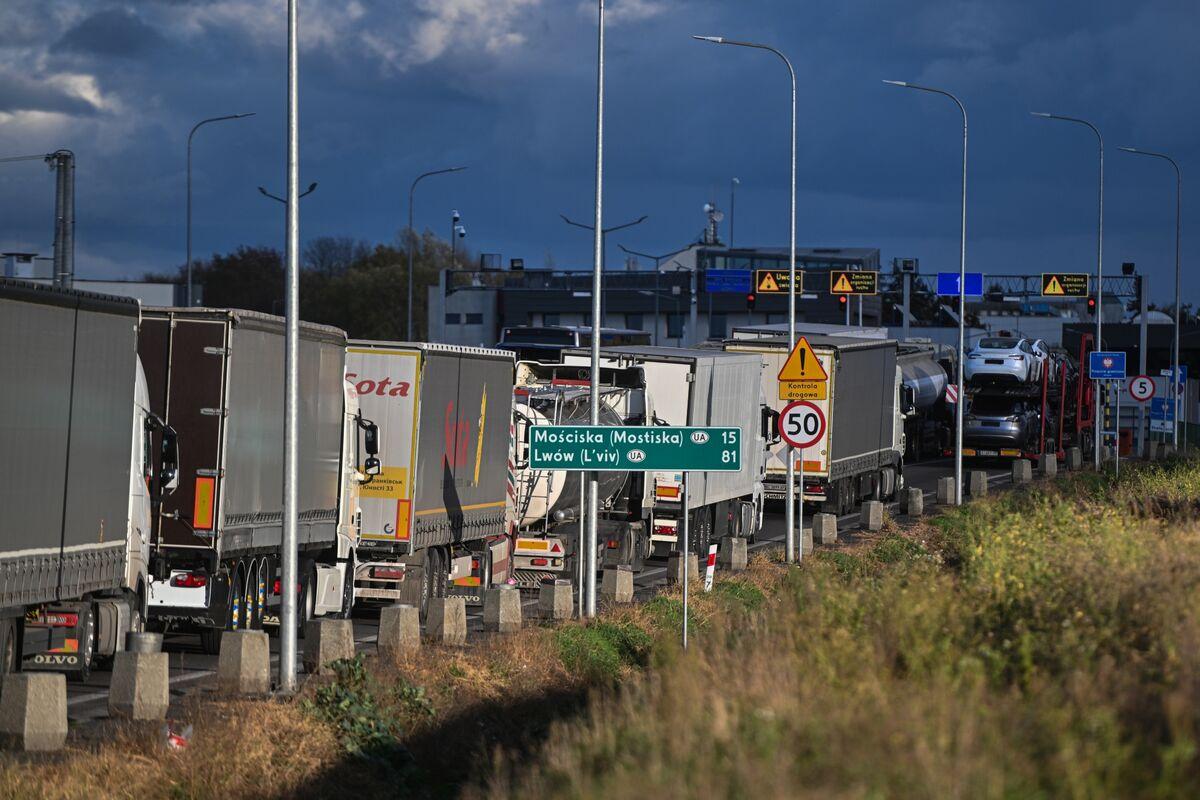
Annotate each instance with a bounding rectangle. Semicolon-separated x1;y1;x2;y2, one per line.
965;337;1042;385
963;396;1040;448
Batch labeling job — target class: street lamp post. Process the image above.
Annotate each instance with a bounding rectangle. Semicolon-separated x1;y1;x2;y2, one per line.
884;80;968;505
187;113;255;307
1120;146;1183;448
618;243;676;345
259;183;317;204
407;167;467;341
561;214;647;329
1031;112;1104;469
693;35;798;562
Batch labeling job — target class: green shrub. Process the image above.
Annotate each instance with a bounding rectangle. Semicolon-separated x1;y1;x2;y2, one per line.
555;620;653;682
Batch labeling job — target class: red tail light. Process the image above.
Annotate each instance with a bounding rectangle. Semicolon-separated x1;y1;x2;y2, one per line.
531;557;549;566
39;612;79;627
654;525;676;536
273;579;281;595
372;567;404;580
170;573;208;588
607;539;620;549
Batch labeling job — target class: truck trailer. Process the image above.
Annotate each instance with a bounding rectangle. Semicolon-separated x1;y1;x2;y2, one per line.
562;346;772;557
724;335;907;515
139;308;376;653
0;279;179;679
345;342;515;618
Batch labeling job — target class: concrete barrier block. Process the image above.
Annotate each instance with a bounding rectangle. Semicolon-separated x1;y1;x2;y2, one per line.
126;631;163;654
801;525;814;556
303;618;355;674
378;604;421;657
1163;444;1177;459
902;487;924;517
969;470;988;498
666;552;700;586
862;500;884;531
427;597;467;645
600;567;634;604
218;630;271;696
0;673;67;751
539;579;574;620
1011;460;1032;485
1147;441;1161;461
717;537;748;572
109;651;169;720
1040;453;1058;477
814;513;838;545
937;476;956;505
483;586;523;633
1065;446;1083;470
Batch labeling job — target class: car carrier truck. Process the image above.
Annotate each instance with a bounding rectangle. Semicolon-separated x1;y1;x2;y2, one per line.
562;346;772;556
724;335;907;515
0;279;179;679
345;342;515;619
139;308;377;653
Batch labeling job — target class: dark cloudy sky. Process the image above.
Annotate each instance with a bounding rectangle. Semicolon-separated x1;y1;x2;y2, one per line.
0;0;1196;304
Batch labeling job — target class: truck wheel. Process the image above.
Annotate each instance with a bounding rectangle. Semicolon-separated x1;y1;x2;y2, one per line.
199;627;221;655
417;552;434;622
297;564;317;638
434;547;449;599
71;604;96;684
0;619;18;675
690;507;713;557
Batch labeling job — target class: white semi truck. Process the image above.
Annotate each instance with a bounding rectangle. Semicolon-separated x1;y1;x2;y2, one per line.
724;335;909;515
138;308;378;653
344;342;515;619
0;279;180;679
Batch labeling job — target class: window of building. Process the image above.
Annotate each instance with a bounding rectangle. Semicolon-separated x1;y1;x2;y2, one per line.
465;313;483;325
445;313;462;325
709;313;727;339
667;314;685;340
626;314;643;330
543;313;560;326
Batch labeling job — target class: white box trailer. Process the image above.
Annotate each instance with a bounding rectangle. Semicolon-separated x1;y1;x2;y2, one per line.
724;335;906;515
0;279;179;679
139;308;374;653
561;346;771;555
345;342;515;617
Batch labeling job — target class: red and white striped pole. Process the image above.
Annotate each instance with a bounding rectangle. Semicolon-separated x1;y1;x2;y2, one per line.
704;544;718;591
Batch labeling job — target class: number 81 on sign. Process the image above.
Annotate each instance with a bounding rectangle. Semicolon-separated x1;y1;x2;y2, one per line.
778;400;826;450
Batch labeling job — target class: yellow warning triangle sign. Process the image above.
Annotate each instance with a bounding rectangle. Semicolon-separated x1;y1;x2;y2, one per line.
833;273;853;293
758;272;780;292
778;336;828;382
1044;275;1064;295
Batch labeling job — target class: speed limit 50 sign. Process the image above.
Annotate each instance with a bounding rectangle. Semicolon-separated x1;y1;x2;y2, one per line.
779;400;826;450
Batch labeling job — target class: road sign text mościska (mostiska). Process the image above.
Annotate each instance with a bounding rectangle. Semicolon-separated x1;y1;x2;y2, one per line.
528;426;741;472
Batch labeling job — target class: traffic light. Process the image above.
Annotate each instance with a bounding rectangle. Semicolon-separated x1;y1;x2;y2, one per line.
838;295;848;308
1087;296;1097;316
746;292;756;311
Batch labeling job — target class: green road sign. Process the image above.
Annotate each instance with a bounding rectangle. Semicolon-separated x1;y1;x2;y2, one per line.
529;426;741;472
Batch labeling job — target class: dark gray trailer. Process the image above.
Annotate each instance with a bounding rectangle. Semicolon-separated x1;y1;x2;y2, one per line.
0;278;177;679
346;342;515;617
139;308;363;652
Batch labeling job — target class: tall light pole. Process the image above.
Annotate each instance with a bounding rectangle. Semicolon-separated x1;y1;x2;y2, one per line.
258;182;317;204
1031;112;1104;469
885;80;968;505
1120;146;1183;448
693;35;798;561
584;0;608;618
730;177;740;248
279;0;300;693
407;167;466;341
187;113;254;307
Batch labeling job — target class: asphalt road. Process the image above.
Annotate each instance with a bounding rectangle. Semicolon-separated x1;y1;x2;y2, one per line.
63;456;1014;723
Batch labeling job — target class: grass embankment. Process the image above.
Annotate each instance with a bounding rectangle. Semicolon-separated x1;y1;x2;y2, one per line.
491;460;1200;798
6;459;1200;799
0;559;783;799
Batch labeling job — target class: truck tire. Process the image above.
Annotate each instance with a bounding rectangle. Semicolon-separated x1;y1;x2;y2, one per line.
297;563;317;638
690;507;714;557
71;603;96;684
434;547;449;599
0;618;18;676
417;552;434;622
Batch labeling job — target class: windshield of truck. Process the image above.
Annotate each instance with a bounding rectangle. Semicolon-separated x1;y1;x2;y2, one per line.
978;338;1019;350
501;327;575;346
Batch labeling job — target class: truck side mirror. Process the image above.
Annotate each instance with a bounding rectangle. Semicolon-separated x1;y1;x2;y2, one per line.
362;420;379;456
513;410;532;469
761;406;781;445
363;456;382;477
901;386;917;416
159;426;180;495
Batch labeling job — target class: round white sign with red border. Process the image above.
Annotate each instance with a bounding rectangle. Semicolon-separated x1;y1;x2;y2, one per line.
1128;375;1155;403
779;400;826;449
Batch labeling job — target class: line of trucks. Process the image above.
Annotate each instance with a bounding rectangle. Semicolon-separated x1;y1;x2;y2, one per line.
0;278;942;681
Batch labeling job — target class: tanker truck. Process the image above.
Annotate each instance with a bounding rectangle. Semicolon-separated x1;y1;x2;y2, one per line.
344;341;515;619
509;360;650;587
0;279;179;680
